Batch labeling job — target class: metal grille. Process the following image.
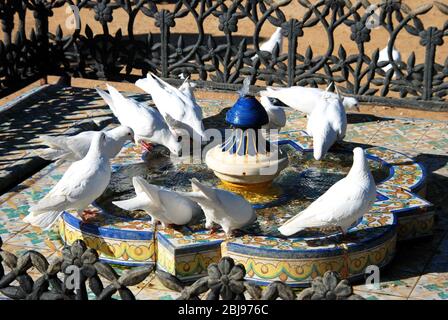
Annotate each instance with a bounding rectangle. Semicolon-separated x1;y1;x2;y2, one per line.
0;0;447;109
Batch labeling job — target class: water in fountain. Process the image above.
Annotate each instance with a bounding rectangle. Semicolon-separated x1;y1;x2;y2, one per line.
95;143;389;238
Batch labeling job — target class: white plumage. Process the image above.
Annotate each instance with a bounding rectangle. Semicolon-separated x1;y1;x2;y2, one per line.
378;45;401;76
259;85;359;114
38;126;133;163
112;176;202;227
178;76;197;105
96;84;182;155
260;96;286;130
252;27;283;61
306;93;347;160
24;132;112;230
135;73;206;141
184;178;256;236
278;147;377;236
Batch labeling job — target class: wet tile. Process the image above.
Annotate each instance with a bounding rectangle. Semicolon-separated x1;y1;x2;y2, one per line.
5;226;64;253
137;287;182;300
353;289;407;300
409;274;448;300
353;269;419;298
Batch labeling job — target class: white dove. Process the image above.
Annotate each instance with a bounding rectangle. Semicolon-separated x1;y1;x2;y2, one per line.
378;45;401;76
252;27;283;61
306;92;347;160
24;132;112;230
259;84;359;114
178;76;198;105
38;126;134;163
135;73;206;141
278;147;376;237
260;96;287;130
112;176;202;227
184;178;256;236
96;84;182;156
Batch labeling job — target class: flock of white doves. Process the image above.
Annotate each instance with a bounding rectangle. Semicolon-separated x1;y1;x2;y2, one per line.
23;26;395;238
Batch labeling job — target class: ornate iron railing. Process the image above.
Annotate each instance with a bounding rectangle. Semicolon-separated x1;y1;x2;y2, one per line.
0;0;447;109
0;237;153;300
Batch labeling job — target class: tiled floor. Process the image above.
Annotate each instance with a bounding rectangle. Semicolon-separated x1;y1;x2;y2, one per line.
0;85;447;300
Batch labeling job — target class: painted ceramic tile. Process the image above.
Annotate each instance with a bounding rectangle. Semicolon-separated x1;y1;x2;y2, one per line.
409;274;448;300
353;269;420;298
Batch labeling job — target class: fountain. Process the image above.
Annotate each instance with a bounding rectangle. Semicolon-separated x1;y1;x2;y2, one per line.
57;94;435;287
206;94;288;191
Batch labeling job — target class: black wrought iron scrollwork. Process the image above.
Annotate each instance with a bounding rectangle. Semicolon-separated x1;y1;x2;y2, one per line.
0;237;153;300
155;256;364;300
0;0;446;109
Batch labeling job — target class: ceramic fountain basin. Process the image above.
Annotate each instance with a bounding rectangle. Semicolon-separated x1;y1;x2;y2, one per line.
57;131;434;286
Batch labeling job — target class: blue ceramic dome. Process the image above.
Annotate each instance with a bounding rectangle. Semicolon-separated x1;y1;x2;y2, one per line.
226;96;269;128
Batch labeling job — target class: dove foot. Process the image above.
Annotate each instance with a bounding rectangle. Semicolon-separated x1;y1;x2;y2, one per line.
225;230;239;239
159;222;175;229
140;141;154;152
337;230;358;243
209;226;220;234
80;209;99;223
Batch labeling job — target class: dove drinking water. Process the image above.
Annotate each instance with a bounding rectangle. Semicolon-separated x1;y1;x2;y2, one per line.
184;178;256;237
96;84;182;156
38;126;134;163
113;176;202;227
260;95;287;130
278;147;376;237
24;132;112;230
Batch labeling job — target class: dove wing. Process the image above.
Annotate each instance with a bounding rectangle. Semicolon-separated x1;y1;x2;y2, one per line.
280;178;368;233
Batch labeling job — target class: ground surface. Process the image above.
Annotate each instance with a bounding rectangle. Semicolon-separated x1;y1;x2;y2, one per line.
0;0;447;300
0;83;447;300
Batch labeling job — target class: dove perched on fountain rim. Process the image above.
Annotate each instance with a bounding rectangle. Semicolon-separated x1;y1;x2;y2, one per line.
259;95;287;130
135;72;206;140
259;83;359;114
112;176;202;227
23;132;112;230
38;125;134;164
306;90;347;160
278;147;377;237
96;84;182;156
252;27;283;61
184;178;256;236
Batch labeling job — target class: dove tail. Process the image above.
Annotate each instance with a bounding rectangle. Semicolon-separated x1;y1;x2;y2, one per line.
39;135;66;149
38;148;70;161
38;135;71;161
259;87;278;98
278;223;305;237
135;77;156;94
23;211;62;230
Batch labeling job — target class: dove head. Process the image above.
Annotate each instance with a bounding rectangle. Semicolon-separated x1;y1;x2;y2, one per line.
349;147;371;178
165;134;183;157
109;126;134;143
342;97;360;112
88;131;108;158
190;178;216;206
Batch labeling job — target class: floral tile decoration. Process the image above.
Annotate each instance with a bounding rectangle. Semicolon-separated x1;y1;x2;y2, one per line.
0;89;447;299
